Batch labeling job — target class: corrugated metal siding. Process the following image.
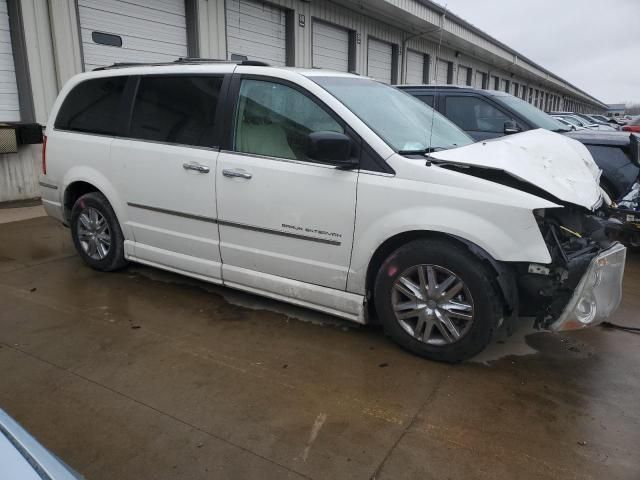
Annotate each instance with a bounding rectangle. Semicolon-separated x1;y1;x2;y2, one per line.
312;20;349;72
0;0;19;121
78;0;188;70
0;145;41;202
226;0;287;66
367;38;393;83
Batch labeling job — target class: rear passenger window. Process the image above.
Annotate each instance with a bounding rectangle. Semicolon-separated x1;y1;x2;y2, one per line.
55;77;127;135
129;76;224;148
445;96;515;133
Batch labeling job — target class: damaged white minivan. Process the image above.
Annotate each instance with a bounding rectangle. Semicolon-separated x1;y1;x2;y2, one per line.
40;62;626;362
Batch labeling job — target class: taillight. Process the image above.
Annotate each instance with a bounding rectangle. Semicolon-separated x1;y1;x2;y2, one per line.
41;135;47;175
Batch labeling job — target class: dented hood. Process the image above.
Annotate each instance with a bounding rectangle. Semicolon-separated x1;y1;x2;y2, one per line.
429;129;604;210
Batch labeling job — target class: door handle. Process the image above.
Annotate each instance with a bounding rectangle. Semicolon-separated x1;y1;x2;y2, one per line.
222;168;252;180
183;162;210;173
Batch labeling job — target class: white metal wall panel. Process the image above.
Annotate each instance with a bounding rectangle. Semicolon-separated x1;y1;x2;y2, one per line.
0;0;19;121
312;21;349;72
226;0;287;66
457;65;470;86
435;59;448;84
367;38;393;84
78;0;188;71
405;50;424;84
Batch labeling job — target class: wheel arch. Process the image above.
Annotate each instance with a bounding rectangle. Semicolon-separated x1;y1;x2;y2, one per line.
364;230;518;323
63;181;102;224
61;167;128;232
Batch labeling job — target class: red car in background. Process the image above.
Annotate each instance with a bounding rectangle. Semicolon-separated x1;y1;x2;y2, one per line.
623;116;640;132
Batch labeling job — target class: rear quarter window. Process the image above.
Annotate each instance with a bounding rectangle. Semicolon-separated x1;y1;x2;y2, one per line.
55;76;127;135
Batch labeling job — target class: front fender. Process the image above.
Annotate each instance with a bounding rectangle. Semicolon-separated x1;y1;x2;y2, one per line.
347;164;558;296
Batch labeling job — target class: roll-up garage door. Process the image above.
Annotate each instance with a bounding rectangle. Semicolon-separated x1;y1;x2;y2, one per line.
78;0;188;71
226;0;287;66
475;71;486;89
313;21;349;72
0;0;19;121
457;65;470;86
405;50;424;84
435;59;449;84
367;38;393;84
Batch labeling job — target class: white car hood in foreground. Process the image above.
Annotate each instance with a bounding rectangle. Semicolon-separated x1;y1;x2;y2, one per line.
429;129;604;210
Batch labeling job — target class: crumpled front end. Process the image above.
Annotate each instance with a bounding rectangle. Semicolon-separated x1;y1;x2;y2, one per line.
517;207;626;330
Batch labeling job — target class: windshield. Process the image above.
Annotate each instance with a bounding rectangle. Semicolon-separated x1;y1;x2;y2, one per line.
567;116;589;127
311;76;473;153
493;94;571;132
575;113;597;125
559;116;582;126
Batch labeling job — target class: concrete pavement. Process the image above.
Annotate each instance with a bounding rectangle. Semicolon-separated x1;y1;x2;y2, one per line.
0;215;638;479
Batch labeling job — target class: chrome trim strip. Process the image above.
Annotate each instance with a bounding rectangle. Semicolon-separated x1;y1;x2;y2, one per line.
219;149;340;170
127;202;217;223
38;181;58;190
127;202;341;246
357;169;395;177
217;219;342;246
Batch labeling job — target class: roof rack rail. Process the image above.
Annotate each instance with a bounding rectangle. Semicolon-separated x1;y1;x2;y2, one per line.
175;57;270;66
93;58;270;71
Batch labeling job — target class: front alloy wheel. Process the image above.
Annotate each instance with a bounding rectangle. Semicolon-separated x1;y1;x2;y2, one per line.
374;239;503;362
392;264;474;345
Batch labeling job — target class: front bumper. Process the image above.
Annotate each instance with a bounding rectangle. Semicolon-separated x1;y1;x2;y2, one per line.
550;242;626;331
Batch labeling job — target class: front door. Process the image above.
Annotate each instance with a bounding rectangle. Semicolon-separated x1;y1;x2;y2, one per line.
217;77;359;290
114;74;226;281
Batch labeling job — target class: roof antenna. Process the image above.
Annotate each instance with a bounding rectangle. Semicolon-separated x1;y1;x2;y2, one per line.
427;3;448;158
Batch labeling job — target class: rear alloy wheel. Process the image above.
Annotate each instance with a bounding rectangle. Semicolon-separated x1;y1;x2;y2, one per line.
77;207;111;261
374;239;503;362
71;192;128;272
392;264;474;345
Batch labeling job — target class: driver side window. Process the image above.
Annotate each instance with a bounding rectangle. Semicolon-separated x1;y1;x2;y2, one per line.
234;79;344;161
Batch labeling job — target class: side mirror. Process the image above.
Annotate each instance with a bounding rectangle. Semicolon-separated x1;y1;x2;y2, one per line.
504;120;520;135
306;131;356;167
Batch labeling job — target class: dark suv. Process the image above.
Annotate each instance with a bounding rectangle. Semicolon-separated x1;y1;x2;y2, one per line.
397;85;640;200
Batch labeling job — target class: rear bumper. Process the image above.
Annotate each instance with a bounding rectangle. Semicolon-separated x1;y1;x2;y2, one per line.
550;242;626;331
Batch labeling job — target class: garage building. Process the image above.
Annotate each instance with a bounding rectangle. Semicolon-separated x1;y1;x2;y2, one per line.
0;0;608;202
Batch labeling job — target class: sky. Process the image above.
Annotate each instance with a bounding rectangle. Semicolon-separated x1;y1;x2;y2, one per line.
436;0;638;105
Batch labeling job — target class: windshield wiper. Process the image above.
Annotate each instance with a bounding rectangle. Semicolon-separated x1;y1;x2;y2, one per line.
399;146;447;155
551;128;571;133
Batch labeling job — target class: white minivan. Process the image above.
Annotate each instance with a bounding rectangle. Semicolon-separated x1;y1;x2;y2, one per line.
40;60;625;362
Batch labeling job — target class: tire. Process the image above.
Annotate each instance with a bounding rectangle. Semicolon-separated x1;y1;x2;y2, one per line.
373;239;503;363
70;192;128;272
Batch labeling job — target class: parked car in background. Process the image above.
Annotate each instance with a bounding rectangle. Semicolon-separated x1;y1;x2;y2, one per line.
552;114;617;132
554;117;585;131
40;62;626;362
622;116;640;133
397;85;640;201
555;114;587;129
590;114;623;128
551;112;618;130
0;408;81;479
